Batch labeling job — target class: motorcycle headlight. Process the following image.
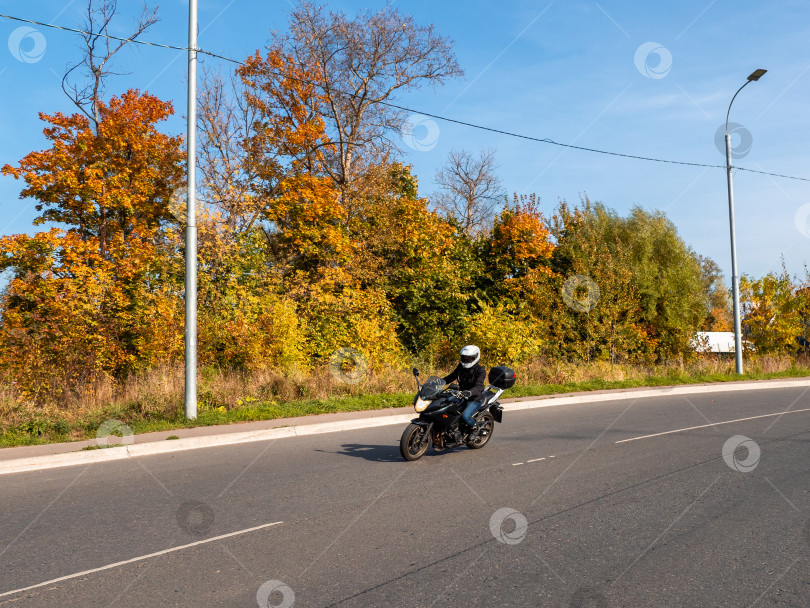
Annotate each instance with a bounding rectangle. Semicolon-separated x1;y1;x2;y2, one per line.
414;397;430;413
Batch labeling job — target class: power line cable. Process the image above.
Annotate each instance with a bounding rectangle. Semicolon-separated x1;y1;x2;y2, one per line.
378;102;727;170
1;13;244;64
1;13;193;55
2;12;809;183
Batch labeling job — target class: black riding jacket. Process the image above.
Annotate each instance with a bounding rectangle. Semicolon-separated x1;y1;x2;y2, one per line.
443;363;486;400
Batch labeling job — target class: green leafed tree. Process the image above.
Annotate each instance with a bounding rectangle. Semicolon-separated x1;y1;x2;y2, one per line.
350;164;477;355
611;205;707;358
543;199;644;362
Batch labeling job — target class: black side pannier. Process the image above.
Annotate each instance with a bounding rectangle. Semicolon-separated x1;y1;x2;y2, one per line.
489;366;516;390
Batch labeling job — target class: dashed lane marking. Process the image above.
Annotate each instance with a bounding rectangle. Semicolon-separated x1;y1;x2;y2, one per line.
0;520;283;599
615;407;810;444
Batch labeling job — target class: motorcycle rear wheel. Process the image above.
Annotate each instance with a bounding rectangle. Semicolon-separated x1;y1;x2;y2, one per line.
466;412;495;449
400;423;430;461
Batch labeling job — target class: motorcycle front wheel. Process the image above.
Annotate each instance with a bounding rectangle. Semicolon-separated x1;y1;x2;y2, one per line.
400;423;430;461
466;412;495;449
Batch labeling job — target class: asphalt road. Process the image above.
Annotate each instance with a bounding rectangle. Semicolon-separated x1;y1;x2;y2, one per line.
2;385;809;607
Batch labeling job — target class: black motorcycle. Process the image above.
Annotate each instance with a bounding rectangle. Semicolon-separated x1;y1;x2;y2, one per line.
399;365;516;461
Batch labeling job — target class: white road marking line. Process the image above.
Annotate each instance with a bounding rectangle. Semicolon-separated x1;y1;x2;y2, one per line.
746;557;801;608
615;407;810;444
512;462;524;466
763;477;801;513
0;521;283;599
527;457;546;463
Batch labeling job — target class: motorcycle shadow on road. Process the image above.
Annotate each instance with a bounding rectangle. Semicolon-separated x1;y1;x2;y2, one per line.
315;443;412;462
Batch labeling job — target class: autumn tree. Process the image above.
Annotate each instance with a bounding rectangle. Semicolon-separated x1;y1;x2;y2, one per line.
0;91;184;397
191;3;466;366
0;2;189;399
697;255;732;331
278;1;463;197
236;48;349;269
484;194;554;287
740;266;805;354
54;0;162;261
348;164;477;354
230;48;406;367
191;54;340;369
3;91;183;244
469;194;555;362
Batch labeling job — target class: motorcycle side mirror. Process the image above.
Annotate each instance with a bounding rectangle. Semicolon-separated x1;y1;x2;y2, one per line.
412;367;421;390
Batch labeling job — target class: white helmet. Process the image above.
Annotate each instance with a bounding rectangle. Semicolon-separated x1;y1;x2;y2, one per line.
459;345;480;368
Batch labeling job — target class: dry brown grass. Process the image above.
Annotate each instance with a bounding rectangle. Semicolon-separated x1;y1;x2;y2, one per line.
515;358;645;385
1;354;808;434
0;362;426;429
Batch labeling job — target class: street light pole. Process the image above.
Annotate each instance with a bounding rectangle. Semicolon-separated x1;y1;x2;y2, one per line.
184;0;198;419
725;68;766;375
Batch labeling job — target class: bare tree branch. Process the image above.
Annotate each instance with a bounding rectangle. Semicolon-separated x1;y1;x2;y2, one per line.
434;148;504;236
197;68;268;234
282;1;463;195
62;1;159;131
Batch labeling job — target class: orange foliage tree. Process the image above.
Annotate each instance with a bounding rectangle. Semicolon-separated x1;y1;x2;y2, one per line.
485;194;555;292
466;195;556;361
201;48;404;367
0;90;184;398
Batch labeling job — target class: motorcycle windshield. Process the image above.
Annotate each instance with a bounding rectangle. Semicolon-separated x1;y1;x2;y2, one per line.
419;376;445;400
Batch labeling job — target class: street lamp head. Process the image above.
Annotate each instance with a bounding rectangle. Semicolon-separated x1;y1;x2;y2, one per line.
747;69;767;81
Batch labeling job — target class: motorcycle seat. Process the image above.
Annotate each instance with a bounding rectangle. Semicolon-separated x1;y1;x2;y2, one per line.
476;389;498;408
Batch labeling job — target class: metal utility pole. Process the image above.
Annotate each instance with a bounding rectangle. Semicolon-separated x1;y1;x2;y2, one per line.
724;68;766;375
184;0;198;419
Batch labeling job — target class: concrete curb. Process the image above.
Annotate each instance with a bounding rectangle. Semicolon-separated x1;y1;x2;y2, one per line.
2;378;809;476
506;377;810;410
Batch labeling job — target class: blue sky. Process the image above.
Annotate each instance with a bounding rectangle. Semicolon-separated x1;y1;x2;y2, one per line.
1;0;809;283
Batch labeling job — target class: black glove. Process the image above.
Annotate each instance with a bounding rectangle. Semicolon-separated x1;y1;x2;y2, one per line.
461;390;471;399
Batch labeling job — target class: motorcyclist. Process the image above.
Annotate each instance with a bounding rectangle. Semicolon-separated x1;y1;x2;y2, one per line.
443;345;486;435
